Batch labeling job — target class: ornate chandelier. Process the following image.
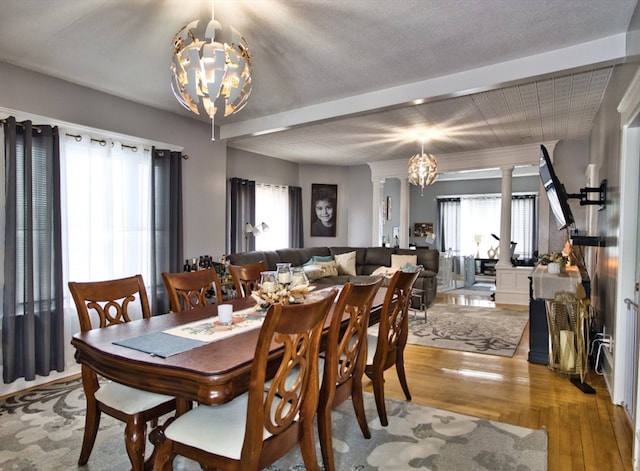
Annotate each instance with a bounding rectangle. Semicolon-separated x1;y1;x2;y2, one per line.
170;3;252;139
408;139;438;195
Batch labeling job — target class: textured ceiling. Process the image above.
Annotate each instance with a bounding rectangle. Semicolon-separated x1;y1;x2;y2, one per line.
0;0;636;166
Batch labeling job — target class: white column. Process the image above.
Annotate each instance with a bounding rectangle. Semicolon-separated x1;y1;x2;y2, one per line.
400;177;410;248
497;166;513;268
371;179;385;246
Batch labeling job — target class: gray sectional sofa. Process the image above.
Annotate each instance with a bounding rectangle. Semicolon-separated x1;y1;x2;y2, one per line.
227;246;439;308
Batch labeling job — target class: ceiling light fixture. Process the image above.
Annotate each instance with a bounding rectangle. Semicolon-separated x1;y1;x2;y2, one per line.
170;2;252;140
408;137;438;195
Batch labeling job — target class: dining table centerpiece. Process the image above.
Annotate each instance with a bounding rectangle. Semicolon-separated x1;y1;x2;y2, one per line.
251;268;314;307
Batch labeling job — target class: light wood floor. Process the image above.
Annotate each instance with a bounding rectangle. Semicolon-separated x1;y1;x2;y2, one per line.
363;291;634;471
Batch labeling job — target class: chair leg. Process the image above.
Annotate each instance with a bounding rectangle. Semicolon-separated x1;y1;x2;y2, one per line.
371;371;388;427
152;437;175;471
396;353;412;401
78;400;101;465
351;379;371;439
318;402;336;471
300;420;320;471
124;415;147;471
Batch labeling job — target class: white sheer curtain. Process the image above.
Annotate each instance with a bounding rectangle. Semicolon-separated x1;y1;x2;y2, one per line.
255;183;289;250
460;196;501;257
60;135;153;311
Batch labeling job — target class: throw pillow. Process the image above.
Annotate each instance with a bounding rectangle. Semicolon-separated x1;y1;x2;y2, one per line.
313;260;339;277
304;255;334;266
391;254;417;269
401;262;420;273
334;251;357;276
303;265;324;280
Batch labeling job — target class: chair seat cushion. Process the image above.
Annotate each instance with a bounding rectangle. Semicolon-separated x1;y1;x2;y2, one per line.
164;394;272;460
366;333;378;364
94;381;174;415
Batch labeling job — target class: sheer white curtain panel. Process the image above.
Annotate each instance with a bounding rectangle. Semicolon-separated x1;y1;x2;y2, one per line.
255;183;289;250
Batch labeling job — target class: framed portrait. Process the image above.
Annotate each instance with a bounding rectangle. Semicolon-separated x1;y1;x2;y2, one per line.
311;184;337;237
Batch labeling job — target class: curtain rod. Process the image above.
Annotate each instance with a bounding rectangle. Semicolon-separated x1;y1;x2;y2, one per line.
0;118;43;132
64;132;188;159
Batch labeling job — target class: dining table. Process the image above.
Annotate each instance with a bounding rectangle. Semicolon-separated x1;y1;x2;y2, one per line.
71;286;387;414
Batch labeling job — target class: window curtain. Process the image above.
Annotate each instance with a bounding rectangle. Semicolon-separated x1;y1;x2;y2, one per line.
511;195;537;259
460;196;501;256
255;183;289;251
2;117;64;383
228;178;255;253
289;186;303;248
437;198;460;253
150;147;183;314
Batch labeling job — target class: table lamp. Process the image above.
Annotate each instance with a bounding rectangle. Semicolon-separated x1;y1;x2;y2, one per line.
474;235;483;258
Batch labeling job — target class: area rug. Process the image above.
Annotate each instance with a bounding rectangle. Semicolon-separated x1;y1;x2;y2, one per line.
447;282;496;298
0;378;547;470
408;303;529;357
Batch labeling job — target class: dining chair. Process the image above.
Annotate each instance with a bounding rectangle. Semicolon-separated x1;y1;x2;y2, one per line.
68;274;177;471
364;268;421;426
153;288;339;471
318;277;384;471
161;268;223;312
228;261;267;298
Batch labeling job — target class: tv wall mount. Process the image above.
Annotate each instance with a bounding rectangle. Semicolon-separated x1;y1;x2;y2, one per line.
567;179;607;210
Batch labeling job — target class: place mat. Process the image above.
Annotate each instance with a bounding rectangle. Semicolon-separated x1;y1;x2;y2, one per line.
163;306;264;342
113;332;207;358
113;307;262;357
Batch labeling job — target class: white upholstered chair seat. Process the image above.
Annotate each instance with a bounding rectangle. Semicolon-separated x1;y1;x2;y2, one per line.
366;333;378;364
94;381;175;415
163;393;272;460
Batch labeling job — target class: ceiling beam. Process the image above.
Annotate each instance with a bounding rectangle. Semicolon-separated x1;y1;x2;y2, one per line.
220;34;627;140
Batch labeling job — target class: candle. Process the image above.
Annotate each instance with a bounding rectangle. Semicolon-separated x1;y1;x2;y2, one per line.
278;271;291;284
261;281;277;293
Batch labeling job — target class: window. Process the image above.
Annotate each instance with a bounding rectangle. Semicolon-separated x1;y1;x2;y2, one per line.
438;194;536;259
61;136;153;290
254;182;289;250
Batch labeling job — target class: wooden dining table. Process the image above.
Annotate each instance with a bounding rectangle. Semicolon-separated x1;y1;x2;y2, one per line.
71;286;387;413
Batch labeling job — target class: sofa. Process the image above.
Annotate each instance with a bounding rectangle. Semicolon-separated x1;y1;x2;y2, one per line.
227;246;439;308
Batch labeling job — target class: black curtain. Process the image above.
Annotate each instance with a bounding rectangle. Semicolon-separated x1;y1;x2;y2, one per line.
289;186;304;248
2;117;64;383
228;178;255;254
150;147;183;314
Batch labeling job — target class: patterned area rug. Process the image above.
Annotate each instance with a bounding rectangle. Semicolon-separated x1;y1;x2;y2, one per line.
408;303;529;357
0;378;547;470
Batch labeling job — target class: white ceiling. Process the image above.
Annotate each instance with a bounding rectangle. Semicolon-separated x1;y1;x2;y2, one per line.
0;0;637;167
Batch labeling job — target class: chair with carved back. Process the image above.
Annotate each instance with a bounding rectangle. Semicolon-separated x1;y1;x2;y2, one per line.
228;261;267;298
68;274;177;471
318;277;384;471
161;268;223;312
153;288;339;471
364;268;421;426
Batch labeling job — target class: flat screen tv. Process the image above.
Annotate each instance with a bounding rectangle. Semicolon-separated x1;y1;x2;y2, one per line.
539;144;575;230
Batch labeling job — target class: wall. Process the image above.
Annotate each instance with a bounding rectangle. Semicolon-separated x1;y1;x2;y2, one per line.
227;147;299;185
589;63;639;370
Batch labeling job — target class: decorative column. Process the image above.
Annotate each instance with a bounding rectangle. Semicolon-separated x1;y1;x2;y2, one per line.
497;166;513;268
400;177;410;248
372;179;385;246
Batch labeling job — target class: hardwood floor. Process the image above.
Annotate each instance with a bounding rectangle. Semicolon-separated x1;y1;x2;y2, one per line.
363;291;634;471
